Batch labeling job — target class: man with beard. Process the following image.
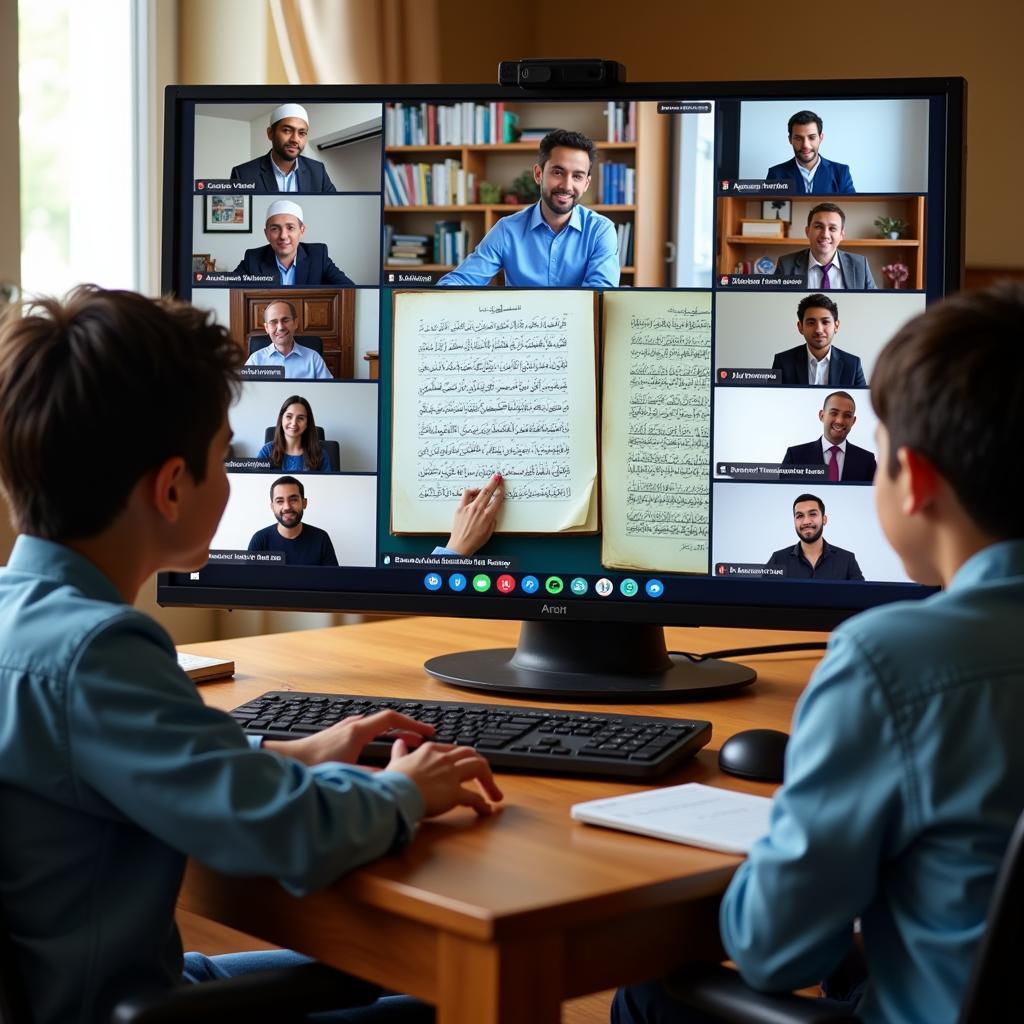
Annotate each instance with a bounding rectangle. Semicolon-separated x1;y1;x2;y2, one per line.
245;299;333;379
230;103;337;193
437;129;619;287
782;391;877;482
765;110;855;194
234;200;355;287
247;476;339;566
766;493;863;580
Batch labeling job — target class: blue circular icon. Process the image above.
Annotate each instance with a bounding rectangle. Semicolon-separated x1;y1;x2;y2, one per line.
424;573;442;591
570;577;588;595
521;575;540;594
448;573;467;592
645;579;665;598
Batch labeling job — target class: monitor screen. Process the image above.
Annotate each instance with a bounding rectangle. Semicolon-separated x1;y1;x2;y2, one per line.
159;76;965;697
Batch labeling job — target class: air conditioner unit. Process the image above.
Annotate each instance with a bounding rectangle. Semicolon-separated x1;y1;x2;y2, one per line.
315;118;383;151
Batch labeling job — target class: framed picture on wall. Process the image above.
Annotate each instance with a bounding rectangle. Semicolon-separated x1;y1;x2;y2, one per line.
191;253;211;272
204;195;252;232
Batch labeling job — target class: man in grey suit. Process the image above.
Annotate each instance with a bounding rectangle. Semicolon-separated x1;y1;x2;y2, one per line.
771;203;876;290
772;294;867;386
230;103;337;194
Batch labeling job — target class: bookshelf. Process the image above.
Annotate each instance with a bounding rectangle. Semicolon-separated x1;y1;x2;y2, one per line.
717;195;928;289
383;101;670;285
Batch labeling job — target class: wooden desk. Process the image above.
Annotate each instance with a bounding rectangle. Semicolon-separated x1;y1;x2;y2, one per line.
178;617;826;1024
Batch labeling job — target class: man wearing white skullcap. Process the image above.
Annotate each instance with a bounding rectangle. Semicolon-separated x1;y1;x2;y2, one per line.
233;200;354;286
230;103;337;193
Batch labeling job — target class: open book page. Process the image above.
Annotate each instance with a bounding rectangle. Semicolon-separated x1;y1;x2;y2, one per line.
391;290;599;535
600;291;712;573
571;783;771;855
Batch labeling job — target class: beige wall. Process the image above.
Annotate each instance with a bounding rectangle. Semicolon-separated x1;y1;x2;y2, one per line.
435;0;1021;269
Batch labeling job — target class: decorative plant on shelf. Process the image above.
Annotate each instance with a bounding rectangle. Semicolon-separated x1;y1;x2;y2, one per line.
874;216;908;239
509;169;540;204
478;181;502;204
882;262;910;289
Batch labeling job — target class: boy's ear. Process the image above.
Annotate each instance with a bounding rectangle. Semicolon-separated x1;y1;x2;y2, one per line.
151;456;189;523
897;446;940;515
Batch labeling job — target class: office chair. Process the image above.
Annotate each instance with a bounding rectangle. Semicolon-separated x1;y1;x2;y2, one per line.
262;426;341;471
658;806;1024;1024
0;898;374;1024
247;333;324;356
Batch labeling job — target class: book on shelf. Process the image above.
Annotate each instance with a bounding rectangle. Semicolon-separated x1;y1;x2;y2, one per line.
605;101;637;143
390;289;712;573
384;159;476;206
598;162;636;205
385;101;522;146
616;222;633;267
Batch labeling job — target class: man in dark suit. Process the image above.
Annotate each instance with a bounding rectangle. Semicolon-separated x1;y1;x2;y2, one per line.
772;293;867;386
782;390;877;482
230;103;337;193
765;111;855;194
234;200;354;287
771;203;876;289
766;493;864;580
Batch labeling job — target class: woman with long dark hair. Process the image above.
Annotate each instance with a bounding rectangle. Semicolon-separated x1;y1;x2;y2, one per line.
256;395;332;472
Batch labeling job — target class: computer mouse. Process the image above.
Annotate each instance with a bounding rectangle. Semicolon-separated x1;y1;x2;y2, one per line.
718;729;789;783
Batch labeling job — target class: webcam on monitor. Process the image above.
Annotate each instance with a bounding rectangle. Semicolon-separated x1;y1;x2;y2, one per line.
497;58;626;88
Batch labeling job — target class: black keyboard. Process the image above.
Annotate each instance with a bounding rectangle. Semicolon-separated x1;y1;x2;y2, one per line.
231;691;712;779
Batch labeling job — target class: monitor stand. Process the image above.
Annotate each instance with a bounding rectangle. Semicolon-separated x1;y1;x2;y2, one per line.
424;621;756;701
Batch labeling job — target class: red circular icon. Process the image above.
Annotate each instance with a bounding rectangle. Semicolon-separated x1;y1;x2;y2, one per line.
719;370;728;379
496;574;516;594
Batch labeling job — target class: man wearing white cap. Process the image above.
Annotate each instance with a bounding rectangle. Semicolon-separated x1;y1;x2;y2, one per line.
230;103;337;193
234;200;354;287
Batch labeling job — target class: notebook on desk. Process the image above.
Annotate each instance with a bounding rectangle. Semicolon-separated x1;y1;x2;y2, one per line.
177;652;235;684
571;782;772;854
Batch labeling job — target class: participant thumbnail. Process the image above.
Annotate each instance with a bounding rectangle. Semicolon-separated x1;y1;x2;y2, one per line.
193;102;383;192
191;195;381;287
714;290;927;385
712;483;908;584
228;380;378;474
716;196;927;289
190;288;380;380
714;387;878;484
722;99;930;194
212;473;376;568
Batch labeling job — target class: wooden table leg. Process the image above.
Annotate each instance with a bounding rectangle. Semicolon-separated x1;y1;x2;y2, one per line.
437;932;563;1024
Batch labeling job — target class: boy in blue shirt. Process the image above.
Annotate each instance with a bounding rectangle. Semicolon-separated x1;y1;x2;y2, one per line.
0;287;502;1024
614;282;1024;1024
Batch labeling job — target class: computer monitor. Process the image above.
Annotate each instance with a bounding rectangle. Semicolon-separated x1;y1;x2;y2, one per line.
159;75;966;699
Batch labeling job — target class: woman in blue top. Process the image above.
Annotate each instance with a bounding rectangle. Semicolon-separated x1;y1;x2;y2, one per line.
256;395;333;472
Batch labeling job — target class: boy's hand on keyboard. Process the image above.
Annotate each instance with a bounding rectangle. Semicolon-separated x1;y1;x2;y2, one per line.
271;710;436;767
388;737;504;817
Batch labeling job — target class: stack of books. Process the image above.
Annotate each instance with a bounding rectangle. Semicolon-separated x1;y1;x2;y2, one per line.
386;230;431;265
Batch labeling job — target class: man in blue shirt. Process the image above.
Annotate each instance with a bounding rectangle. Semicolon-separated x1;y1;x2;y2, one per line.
614;282;1024;1024
437;129;620;288
245;298;334;379
0;287;501;1024
248;475;339;566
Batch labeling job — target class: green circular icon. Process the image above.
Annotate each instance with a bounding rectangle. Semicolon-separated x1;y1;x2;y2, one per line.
619;578;639;597
472;574;491;592
544;576;564;594
570;577;588;595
